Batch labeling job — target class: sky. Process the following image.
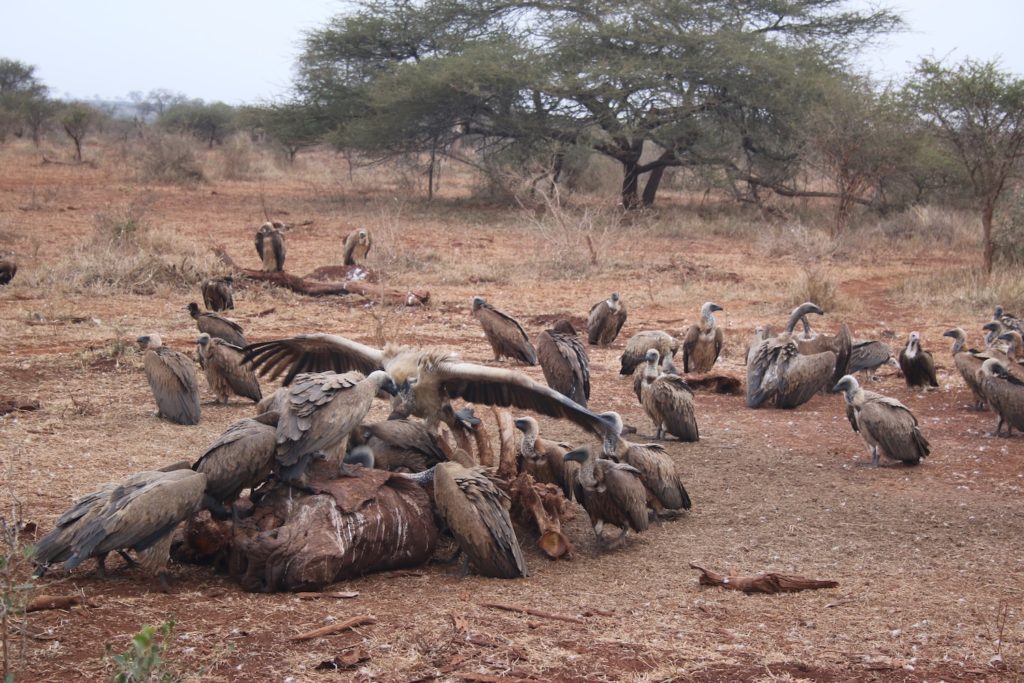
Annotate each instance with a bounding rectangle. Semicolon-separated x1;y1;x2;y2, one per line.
2;0;1023;105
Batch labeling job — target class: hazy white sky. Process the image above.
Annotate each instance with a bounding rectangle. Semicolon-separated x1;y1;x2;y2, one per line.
2;0;1022;104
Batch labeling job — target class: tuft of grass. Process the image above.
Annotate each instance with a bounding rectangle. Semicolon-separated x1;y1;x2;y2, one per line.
140;133;204;185
896;266;1024;316
788;264;839;311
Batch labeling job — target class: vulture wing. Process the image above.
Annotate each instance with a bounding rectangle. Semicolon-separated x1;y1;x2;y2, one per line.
146;348;201;425
244;334;385;384
537;330;590;406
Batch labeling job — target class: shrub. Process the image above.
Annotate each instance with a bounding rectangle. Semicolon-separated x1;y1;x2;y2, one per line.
141;133;203;184
106;618;177;683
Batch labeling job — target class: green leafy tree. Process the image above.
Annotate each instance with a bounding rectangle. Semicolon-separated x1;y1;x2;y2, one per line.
0;58;50;144
241;102;322;162
60;102;98;161
159;101;236;148
295;0;902;207
905;58;1024;273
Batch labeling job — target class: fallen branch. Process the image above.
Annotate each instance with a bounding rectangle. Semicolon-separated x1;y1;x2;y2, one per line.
690;563;838;594
0;396;41;416
478;602;584;624
289;615;377;642
510;473;574;560
26;594;95;613
296;591;359;600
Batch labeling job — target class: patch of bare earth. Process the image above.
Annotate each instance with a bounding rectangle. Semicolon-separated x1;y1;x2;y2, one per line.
1;146;1021;681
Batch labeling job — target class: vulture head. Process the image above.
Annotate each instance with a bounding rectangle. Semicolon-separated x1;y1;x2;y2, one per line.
563;446;591;464
701;301;724;321
942;328;966;342
343;445;376;470
513;416;539;439
136;333;162;350
983;322;1002;346
550;319;577;335
196;333;211;348
832;374;861;400
368;370;400;397
785;302;824;334
994;306;1005;320
644;348;661;366
981;357;1010;379
906;331;921;353
608;292;622;308
185;302;202;319
998;331;1023;354
471;296;486;311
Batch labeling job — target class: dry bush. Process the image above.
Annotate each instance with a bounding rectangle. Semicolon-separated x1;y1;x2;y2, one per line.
363;197;441;274
757;221;838;261
218;134;257;180
897;266;1024;316
788;264;840;311
29;202;225;295
140;132;204;184
521;186;624;279
875;204;968;245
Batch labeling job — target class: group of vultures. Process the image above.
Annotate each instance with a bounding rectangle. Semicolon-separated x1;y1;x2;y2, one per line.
24;222;1024;593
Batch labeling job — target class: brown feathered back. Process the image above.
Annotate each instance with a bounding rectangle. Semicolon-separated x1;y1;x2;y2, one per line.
471;297;537;365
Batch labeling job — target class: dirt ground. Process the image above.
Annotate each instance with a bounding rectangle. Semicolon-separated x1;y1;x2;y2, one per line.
1;144;1022;682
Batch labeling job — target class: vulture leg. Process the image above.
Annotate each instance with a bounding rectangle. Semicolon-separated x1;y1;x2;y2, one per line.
157;571;172;594
991;415;1005;437
95;554;109;578
117;550;138;568
592;520;606;554
608;526;629;550
870;446;880;468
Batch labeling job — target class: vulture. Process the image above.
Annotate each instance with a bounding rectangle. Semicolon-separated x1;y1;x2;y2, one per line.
599;411;692;515
32;462;191;577
898;332;938;388
983;321;1005;349
61;469;213;590
993;306;1022;333
347;419;448;472
564;446;649;551
256;385;289;415
681;302;724;373
192;412;279;504
587;293;627;346
243;335;618;443
638;350;699;441
998;330;1024;363
343;228;372;265
186;302;247;348
138;334;201;426
800;318;891;377
196;334;262;404
619;330;678;376
201;276;234;311
834;375;929;467
746;303;851;409
471;296;537;365
943;328;989;410
0;259;15;285
513;416;579;499
536;319;590;407
414;461;528;578
274;370;399;483
979;358;1024;436
745;326;771;366
254;221;286;272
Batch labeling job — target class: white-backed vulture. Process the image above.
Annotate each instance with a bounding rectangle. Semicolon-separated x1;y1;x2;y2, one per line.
943;328;989;410
471;296;537;365
256;385;289;415
898;332;938;388
682;302;724;373
275;370;399;483
564;445;649;551
343;228;372;266
599;411;692;515
201;276;234;311
638;350;699;442
0;259;15;285
348;419;447;472
746;303;851;409
978;358;1024;436
998;330;1024;364
196;334;262;404
537;319;590;407
138;334;201;426
186;302;247;348
415;461;528;578
513;416;578;499
587;293;627;346
800;318;891;377
192;412;279;504
242;335;618;443
32;462;192;577
993;306;1022;333
254;221;286;272
62;469;212;589
619;330;678;376
834;375;930;467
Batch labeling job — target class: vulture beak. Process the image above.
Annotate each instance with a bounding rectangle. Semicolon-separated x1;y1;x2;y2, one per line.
136;335;150;346
381;377;399;397
942;329;957;338
513;418;529;432
710;303;723;312
563;448;589;463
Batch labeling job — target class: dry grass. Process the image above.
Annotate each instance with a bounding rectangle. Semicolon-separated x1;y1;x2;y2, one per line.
896;265;1024;316
787;264;839;311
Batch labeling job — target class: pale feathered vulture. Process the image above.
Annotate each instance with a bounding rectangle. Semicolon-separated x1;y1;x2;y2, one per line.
898;332;938;388
186;302;247;348
274;370;398;483
196;333;262;404
536;319;590;407
993;306;1022;333
471;296;537;365
834;375;929;467
61;469;213;590
800;318;891;377
347;419;448;472
638;350;699;442
746;303;851;409
242;335;618;443
587;293;627;346
254;221;286;272
565;445;649;551
978;358;1024;436
943;328;988;410
514;416;579;499
138;334;201;426
619;330;678;375
681;302;724;373
192;411;279;504
201;276;234;311
343;228;372;265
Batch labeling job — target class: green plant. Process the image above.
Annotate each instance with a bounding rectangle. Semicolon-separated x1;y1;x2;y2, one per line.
106;618;178;683
1;498;35;683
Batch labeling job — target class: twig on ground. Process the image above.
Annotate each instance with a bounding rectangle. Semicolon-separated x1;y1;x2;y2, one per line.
289;615;376;642
690;563;838;594
477;602;585;624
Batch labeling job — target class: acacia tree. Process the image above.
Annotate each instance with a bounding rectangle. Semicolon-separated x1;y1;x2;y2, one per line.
905;59;1024;273
295;0;901;207
60;102;97;161
159;101;236;148
0;58;50;143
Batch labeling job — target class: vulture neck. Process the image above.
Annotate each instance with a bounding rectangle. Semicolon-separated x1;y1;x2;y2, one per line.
905;339;919;359
642;360;659;382
519;430;537;456
702;309;716;329
950;336;964;355
402;467;437;487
